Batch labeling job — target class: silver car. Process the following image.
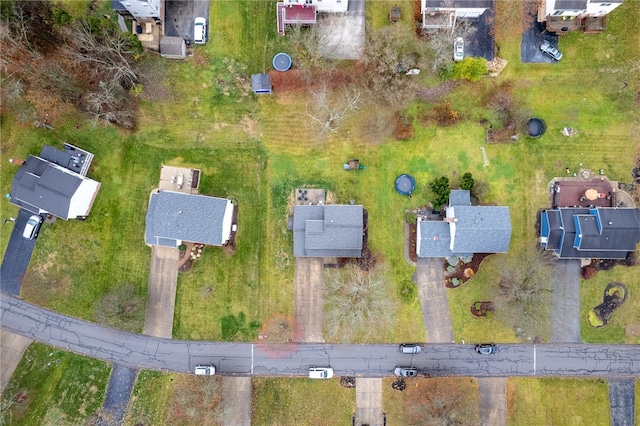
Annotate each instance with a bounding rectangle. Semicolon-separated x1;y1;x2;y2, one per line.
394;367;418;377
22;215;43;239
540;41;562;61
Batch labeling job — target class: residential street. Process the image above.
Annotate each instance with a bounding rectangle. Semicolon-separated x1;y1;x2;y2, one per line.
1;294;638;378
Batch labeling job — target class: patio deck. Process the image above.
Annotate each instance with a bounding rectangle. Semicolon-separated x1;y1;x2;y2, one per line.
277;3;317;35
549;174;615;209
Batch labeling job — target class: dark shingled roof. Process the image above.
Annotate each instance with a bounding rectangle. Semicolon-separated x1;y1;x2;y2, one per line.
145;190;233;247
10;155;83;218
449;189;471;206
293;205;363;257
417;221;455;257
540;207;640;259
554;0;588;10
424;0;493;8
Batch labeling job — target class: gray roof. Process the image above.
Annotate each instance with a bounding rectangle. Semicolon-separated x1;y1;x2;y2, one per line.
145;190;233;247
417;221;455;257
541;207;640;259
160;37;186;59
251;74;272;94
449;189;471;206
554;0;588;10
10;155;83;218
424;0;492;9
293;205;363;257
450;206;511;254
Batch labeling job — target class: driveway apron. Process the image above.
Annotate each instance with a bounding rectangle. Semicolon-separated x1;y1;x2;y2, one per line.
609;378;635;426
478;377;507;426
219;376;251;426
550;259;581;343
0;329;32;392
355;377;383;426
294;257;325;342
143;245;179;338
416;257;453;343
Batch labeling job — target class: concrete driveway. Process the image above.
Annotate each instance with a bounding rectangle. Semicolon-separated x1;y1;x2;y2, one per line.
416;257;453;343
318;0;365;60
0;209;40;295
164;0;210;42
294;257;324;342
355;378;383;426
550;259;581;343
143;245;179;338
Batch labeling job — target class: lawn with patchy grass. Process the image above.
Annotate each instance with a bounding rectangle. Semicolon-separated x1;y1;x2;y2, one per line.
507;378;610;426
124;370;222;425
580;263;640;344
0;343;110;425
251;377;354;425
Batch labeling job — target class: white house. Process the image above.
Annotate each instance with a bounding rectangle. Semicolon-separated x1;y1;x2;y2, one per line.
117;0;162;19
421;0;492;29
539;0;623;33
277;0;348;35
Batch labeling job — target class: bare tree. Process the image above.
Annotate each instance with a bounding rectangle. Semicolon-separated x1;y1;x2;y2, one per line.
287;23;335;81
420;9;477;73
306;84;361;135
323;265;394;342
407;378;478;426
492;246;553;340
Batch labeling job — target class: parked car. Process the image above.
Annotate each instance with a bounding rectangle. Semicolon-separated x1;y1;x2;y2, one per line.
22;214;43;240
453;37;464;61
194;17;207;45
540;41;562;61
475;343;496;355
309;367;334;379
194;365;215;375
394;367;418;377
399;344;422;354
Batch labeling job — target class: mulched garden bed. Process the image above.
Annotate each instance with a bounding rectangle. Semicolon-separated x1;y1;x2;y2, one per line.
444;253;492;288
470;301;495;318
587;282;628;328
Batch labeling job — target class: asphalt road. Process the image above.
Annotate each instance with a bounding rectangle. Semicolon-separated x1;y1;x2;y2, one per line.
0;209;40;295
2;294;639;378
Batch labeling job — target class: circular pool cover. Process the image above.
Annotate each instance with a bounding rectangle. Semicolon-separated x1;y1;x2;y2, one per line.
273;53;292;71
395;174;416;196
524;117;547;138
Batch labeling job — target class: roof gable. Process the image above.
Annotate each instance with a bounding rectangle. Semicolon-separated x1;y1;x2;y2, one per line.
293;204;363;257
417;221;454;257
450;206;511;253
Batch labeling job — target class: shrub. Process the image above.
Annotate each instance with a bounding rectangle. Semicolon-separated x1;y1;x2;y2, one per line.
587;310;604;328
451;278;461;286
449;57;488;82
581;265;597;279
429;176;450;210
460;172;475;191
446;265;456;273
398;280;417;304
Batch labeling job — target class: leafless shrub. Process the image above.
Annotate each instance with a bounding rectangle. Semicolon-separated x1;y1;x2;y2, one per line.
306;84;361;135
420;19;477;73
407;378;477;426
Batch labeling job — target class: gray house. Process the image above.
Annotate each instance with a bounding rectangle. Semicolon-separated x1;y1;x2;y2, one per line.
145;190;235;247
293;204;364;257
9;144;100;220
417;190;511;257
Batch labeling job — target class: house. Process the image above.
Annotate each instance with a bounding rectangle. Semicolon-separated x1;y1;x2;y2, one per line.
160;36;186;59
292;204;363;257
540;207;640;259
145;190;235;247
421;0;492;29
9;144;101;220
538;0;623;34
276;0;348;36
416;190;511;257
111;0;162;20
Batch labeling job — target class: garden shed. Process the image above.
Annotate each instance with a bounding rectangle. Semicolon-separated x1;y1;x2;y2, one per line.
160;36;186;59
251;74;272;94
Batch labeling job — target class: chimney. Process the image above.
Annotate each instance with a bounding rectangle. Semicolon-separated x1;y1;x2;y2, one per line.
9;158;25;165
444;217;455;223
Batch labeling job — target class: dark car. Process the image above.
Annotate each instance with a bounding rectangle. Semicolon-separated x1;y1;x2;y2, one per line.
394;367;418;377
475;343;496;355
540;41;562;61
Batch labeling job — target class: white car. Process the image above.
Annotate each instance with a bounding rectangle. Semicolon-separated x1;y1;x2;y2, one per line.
194;17;207;45
308;367;333;379
194;365;215;375
22;214;43;239
454;37;464;61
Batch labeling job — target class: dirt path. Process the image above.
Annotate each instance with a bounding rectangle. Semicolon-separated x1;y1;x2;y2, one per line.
609;378;636;426
0;330;32;392
219;377;251;426
143;245;179;338
550;259;581;343
355;378;383;426
294;257;325;342
477;377;507;426
416;257;453;343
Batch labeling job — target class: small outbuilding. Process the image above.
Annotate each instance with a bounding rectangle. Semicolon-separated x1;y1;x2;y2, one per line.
251;73;272;94
160;36;186;60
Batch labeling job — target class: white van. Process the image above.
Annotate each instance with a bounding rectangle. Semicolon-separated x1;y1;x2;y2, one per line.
308;367;333;379
194;17;207;45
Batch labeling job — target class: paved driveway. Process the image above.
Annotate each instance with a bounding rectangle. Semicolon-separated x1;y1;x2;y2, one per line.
0;209;40;295
478;377;507;426
318;0;365;60
143;245;179;338
609;378;636;426
164;0;210;42
294;257;324;342
550;259;581;343
416;257;453;343
521;0;560;63
355;378;383;426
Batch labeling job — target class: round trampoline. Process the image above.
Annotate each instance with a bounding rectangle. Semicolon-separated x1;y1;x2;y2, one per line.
273;52;292;72
395;174;416;196
524;117;547;138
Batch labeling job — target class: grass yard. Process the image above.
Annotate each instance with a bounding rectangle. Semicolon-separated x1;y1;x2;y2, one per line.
124;371;223;425
507;378;610;426
0;343;110;425
580;263;640;344
251;377;355;425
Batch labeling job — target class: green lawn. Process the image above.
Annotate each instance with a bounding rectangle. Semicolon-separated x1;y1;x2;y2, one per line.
0;343;110;425
507;378;610;426
251;377;355;425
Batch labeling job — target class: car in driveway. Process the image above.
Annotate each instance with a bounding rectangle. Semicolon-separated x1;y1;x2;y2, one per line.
309;367;334;379
194;17;207;44
540;41;562;61
22;215;43;240
453;37;464;61
194;365;215;375
475;343;496;355
394;367;418;377
400;344;422;354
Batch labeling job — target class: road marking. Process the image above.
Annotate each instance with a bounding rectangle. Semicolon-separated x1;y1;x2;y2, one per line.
251;343;254;375
533;345;536;375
